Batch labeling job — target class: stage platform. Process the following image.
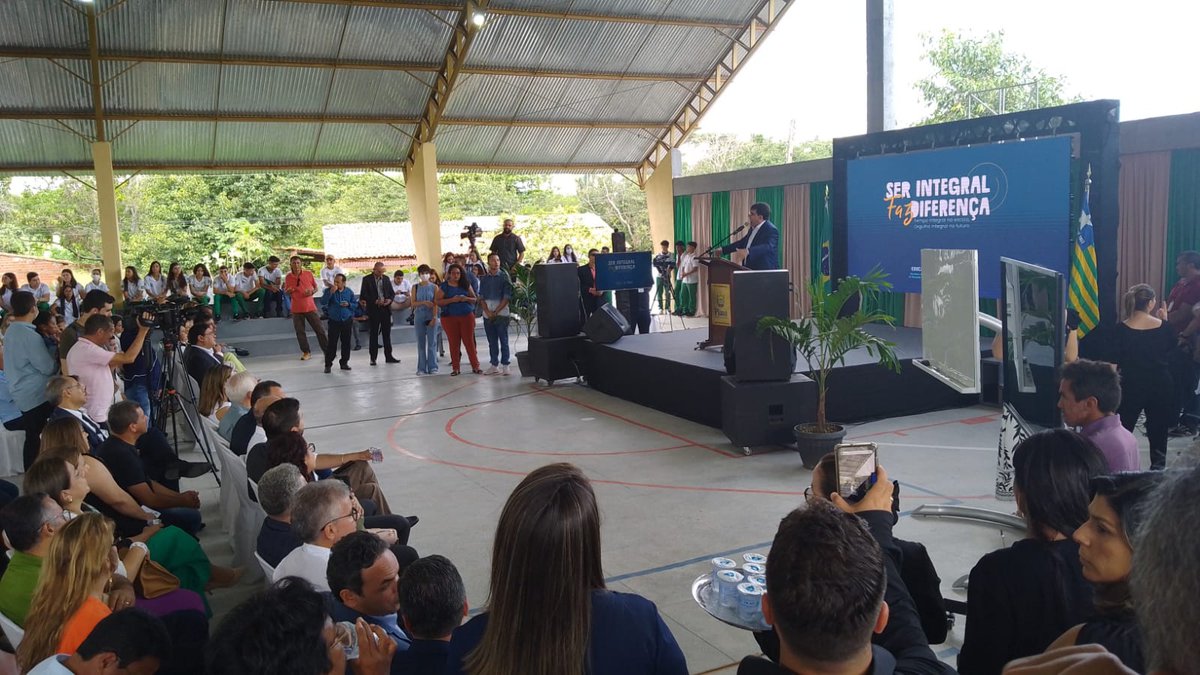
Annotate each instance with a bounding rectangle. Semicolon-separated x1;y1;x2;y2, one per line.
584;325;978;429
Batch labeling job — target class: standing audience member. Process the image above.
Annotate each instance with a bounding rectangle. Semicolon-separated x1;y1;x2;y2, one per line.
233;262;263;320
478;253;512;375
445;463;687;675
1044;472;1163;672
396;555;468;675
259;256;286;318
488;218;525;272
323;273;356;373
957;429;1106;675
273;479;358;591
360;262;400;366
67;314;151;425
737;467;949;675
411;265;439;376
94;401;204;536
677;241;699;316
1163;251;1200;436
187;264;212;306
1058;360;1140;472
255;463;308;568
207;577;394;675
284;255;329;362
436;264;481;376
1111;284;1177;468
24;609;170;675
653;240;676;314
3;290;59;469
327;531;413;655
58;289;115;376
578;249;601;320
547;246;563;264
17;514;126;669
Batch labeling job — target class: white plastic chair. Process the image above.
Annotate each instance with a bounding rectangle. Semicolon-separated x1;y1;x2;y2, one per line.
202;417;238;535
255;552;276;582
217;442;266;583
0;609;23;647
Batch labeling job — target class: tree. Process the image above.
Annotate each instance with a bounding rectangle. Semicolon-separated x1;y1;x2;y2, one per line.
916;30;1077;124
683;133;832;176
575;175;651;251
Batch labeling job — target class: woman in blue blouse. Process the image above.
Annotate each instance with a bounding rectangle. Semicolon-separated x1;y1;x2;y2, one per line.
435;264;481;376
446;463;688;675
322;273;356;374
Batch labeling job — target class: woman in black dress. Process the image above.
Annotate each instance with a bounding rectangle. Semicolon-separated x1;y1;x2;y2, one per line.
1113;284;1177;469
957;429;1107;675
1048;471;1164;673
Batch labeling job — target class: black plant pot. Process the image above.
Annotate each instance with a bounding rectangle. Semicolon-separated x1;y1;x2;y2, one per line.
793;424;847;469
515;350;532;377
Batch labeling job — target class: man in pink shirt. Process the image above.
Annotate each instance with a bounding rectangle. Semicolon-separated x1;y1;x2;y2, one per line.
283;255;328;361
65;313;151;424
1058;359;1140;472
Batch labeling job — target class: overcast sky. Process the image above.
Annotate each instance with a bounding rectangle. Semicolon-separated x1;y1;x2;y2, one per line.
696;0;1200;142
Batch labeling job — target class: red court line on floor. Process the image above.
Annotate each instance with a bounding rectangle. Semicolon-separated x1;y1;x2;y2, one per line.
536;388;735;458
846;413;1000;440
444;408;698;456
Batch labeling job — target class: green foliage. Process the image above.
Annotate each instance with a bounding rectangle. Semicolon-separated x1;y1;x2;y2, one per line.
757;268;900;431
516;214;610;262
575;175;650;250
508;262;537;341
683;133;832;176
916;30;1078;124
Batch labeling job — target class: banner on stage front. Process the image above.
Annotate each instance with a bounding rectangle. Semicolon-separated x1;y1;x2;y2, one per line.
711;284;732;327
846;136;1072;296
595;252;653;292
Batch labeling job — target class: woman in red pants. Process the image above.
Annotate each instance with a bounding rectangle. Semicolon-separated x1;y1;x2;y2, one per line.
435;263;482;375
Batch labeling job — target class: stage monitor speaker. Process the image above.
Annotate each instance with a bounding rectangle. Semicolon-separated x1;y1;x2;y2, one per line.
535;263;582;339
721;374;814;448
732;270;794;382
583;303;629;345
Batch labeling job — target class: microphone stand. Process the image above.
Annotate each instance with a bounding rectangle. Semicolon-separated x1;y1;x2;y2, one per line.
701;223;748;258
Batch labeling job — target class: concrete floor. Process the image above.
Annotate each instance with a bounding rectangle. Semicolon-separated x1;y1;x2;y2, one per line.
182;331;1193;675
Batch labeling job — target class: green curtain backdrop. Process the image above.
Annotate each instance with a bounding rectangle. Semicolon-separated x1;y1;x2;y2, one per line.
673;194;692;245
1166;149;1200;281
756;186;786;268
809;182;832;289
712;191;731;259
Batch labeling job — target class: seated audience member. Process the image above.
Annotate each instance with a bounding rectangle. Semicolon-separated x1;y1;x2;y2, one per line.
0;494;70;625
46;376;106;450
252;399;394;516
256;463;308;568
1059;360;1140;471
197;364;233;424
27;450;241;599
183;321;222;386
92;401;204;536
230;380;283;455
207;577;394;675
65;314;151;425
737;467;949;675
445;463;687;675
17;514;129;669
957;429;1107;675
273;480;359;591
396;555;468;675
1047;472;1164;672
24;608;171;675
218;371;257;442
328;531;413;656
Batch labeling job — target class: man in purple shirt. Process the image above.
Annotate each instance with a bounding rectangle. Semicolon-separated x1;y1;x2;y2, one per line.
1058;359;1140;471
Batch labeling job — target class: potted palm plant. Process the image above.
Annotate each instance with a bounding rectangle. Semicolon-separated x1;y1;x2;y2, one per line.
757;268;901;468
509;262;538;376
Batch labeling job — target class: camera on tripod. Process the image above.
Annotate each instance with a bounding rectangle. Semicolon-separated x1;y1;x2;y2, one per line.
129;297;197;333
460;222;483;247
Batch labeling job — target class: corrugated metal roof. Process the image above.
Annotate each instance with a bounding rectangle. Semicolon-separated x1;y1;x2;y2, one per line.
0;0;779;173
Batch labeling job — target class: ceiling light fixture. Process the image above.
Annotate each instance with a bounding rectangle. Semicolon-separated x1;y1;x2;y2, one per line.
471;11;486;28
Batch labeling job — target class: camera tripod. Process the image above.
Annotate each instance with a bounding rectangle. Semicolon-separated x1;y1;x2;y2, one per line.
145;332;221;486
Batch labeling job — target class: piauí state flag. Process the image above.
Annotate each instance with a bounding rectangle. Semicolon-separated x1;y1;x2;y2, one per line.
1068;184;1100;336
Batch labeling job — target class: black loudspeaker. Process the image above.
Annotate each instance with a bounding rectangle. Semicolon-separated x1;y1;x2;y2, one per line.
529;335;586;384
732;270;794;382
721;374;815;448
535;263;582;339
582;303;629;345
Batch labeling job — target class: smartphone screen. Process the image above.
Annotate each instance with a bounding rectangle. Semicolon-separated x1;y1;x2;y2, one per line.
835;444;878;498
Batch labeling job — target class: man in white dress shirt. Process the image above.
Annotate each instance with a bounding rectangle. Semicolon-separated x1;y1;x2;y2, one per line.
273;479;358;591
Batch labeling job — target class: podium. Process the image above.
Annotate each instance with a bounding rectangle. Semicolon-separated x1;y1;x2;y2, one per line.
696;257;748;350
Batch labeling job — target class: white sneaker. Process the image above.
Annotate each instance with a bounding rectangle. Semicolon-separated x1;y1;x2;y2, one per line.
485;366;499;375
500;364;510;376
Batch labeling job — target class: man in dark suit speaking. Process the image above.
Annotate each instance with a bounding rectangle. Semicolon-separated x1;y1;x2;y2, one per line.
722;202;780;270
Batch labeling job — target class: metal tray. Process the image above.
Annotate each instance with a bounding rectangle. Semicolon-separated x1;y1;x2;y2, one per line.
691;573;770;632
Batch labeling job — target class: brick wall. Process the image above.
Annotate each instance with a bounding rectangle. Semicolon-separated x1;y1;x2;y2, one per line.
0;253;76;287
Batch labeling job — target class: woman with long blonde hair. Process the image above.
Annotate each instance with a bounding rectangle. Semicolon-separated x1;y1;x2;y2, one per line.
197;364;233;421
17;513;123;669
446;463;686;675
